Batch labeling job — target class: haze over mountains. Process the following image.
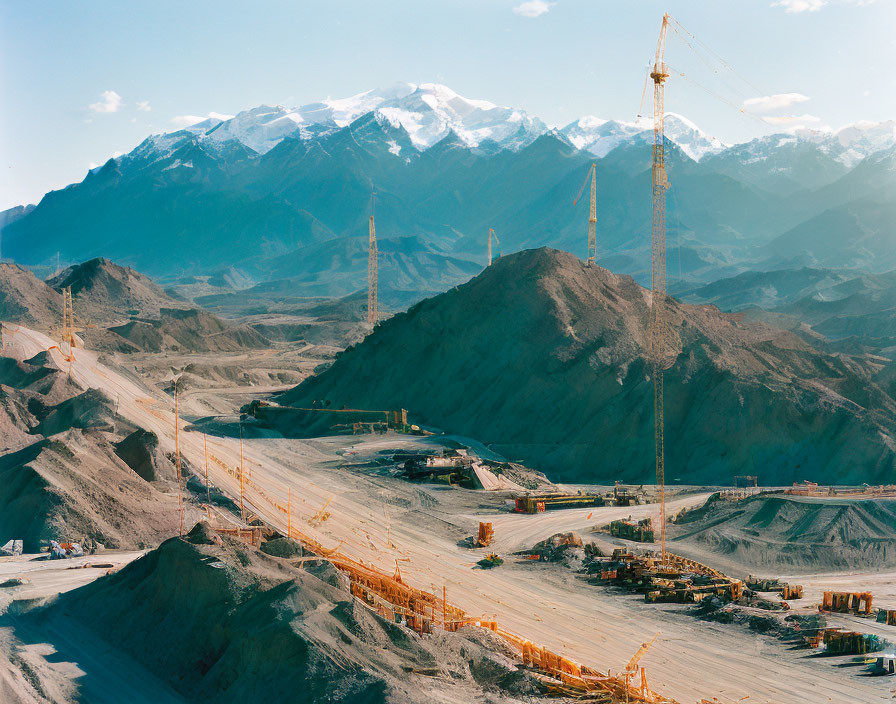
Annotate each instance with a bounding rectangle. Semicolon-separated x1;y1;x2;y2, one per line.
3;82;896;306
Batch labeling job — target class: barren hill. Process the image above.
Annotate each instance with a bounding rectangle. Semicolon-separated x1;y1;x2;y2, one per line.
47;257;190;323
671;493;896;572
0;262;62;330
280;247;896;485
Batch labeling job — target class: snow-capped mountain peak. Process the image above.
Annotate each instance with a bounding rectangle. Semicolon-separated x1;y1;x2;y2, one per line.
136;83;892;168
559;112;726;161
155;82;548;155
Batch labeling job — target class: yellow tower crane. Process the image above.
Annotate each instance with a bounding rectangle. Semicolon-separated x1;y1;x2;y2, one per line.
573;163;597;266
649;13;671;566
367;213;378;325
487;228;500;267
61;287;76;355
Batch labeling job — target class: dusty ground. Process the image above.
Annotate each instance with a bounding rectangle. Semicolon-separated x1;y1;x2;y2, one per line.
2;322;895;703
0;550;184;704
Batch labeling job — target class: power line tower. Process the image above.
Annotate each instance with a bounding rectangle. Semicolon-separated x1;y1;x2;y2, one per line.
649;13;671;566
367;213;378;325
573;163;597;266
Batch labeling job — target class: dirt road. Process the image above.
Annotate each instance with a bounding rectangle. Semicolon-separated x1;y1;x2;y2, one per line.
3;323;891;704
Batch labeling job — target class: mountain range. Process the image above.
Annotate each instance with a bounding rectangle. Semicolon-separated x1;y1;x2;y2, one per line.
3;82;895;304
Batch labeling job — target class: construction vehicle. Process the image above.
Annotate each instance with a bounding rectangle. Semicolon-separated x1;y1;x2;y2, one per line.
573;163;597;266
608;517;654;543
613;483;643;506
745;576;803;600
870;654;896;675
477;553;503;569
514;493;604;514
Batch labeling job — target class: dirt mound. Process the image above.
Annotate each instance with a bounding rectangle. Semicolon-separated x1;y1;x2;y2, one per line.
281;247;896;486
0;262;62;330
107;308;270;353
31;387;117;437
0;432;181;552
0;350;183;551
670;493;896;572
47;257;188;323
25;527;546;703
114;428;174;482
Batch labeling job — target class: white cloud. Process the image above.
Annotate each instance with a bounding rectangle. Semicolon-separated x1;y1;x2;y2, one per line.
170;112;234;128
513;1;554;18
136;100;151;112
772;0;826;11
743;93;810;113
88;162;99;170
88;90;123;113
761;114;823;125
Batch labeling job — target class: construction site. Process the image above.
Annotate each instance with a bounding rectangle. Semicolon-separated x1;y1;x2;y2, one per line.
1;10;895;704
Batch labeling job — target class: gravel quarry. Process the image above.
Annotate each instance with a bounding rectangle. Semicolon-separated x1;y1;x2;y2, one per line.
1;321;894;703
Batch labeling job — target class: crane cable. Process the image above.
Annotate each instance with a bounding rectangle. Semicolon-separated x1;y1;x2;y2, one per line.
660;16;770;126
664;62;768;125
669;16;767;99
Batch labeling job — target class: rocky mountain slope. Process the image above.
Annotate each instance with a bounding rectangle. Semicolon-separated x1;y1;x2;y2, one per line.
280;248;896;486
47;257;191;323
0;349;183;551
0;263;62;331
677;267;896;354
0;258;273;355
5;83;895;300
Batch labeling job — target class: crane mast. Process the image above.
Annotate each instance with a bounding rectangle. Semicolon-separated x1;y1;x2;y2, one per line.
573;163;598;266
367;214;378;325
487;228;499;266
588;166;597;266
649;13;671;566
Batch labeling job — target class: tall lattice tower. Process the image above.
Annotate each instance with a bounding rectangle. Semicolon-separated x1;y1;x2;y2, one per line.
61;286;76;354
648;13;671;565
367;214;378;325
574;163;597;266
487;228;499;266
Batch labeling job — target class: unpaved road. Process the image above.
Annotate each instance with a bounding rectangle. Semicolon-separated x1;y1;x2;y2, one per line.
3;323;893;704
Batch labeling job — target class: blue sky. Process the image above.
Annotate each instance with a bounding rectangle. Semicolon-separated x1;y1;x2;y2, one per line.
2;0;893;210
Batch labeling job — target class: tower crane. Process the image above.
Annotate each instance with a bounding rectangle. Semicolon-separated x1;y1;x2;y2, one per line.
487;228;500;267
573;163;597;266
649;13;671;566
368;213;378;325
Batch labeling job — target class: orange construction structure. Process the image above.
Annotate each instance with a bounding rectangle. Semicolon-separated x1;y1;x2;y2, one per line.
820;591;873;615
476;521;494;547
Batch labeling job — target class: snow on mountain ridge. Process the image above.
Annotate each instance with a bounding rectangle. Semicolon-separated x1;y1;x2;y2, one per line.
130;83;895;168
